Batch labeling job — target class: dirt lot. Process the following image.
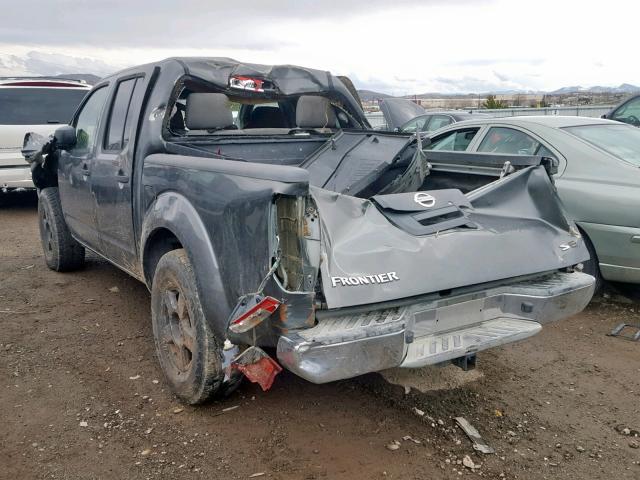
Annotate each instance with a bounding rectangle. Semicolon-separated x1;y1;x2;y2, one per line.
1;191;639;480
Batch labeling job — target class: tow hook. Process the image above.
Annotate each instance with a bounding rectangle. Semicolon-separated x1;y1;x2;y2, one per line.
231;346;282;391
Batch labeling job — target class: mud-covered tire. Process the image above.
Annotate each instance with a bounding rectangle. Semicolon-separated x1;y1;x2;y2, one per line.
151;249;225;404
38;187;85;272
581;232;602;294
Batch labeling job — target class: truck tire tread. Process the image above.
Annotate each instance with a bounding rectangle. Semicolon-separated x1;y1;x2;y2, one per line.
151;249;224;404
38;187;85;272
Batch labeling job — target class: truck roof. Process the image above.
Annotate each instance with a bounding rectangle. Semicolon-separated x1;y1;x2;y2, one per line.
103;57;357;99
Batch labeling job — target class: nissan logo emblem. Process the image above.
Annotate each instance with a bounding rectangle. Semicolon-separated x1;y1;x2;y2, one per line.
414;192;436;208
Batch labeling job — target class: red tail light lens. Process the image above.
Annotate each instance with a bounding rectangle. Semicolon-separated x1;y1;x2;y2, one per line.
229;296;280;333
229;76;265;92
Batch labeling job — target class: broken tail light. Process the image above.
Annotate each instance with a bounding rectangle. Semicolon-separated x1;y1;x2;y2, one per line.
229;295;280;333
229;76;266;92
231;346;282;391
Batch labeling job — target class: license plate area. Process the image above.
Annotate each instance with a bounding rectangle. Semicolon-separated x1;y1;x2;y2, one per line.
411;295;504;337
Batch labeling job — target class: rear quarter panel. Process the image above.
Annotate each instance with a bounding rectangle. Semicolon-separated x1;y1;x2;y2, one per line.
140;154;309;336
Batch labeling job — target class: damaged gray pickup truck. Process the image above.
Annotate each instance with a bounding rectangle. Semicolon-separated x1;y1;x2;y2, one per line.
24;58;595;404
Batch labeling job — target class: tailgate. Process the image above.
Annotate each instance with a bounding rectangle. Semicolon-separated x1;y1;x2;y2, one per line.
313;164;588;309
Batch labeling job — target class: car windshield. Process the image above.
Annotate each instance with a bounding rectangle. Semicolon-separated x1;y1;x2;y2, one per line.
564;124;640;167
0;87;88;125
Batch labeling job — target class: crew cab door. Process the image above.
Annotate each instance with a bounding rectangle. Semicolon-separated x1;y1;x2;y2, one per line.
91;76;146;269
58;86;109;250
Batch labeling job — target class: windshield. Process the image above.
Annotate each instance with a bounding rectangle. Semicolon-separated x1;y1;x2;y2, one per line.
564;124;640;167
0;87;88;125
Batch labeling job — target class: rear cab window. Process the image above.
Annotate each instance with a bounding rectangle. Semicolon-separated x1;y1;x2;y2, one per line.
165;78;364;139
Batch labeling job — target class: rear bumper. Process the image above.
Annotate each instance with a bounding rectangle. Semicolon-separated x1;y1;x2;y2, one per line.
277;271;594;383
0;166;34;189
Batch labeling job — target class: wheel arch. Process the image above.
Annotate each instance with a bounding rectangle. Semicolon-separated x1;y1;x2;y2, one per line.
575;223;599;264
140;191;232;337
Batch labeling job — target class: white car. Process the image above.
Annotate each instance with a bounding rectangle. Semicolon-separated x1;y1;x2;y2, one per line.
0;78;90;190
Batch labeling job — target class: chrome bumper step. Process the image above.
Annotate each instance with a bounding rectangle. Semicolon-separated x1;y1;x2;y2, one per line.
402;318;541;368
277;271;594;383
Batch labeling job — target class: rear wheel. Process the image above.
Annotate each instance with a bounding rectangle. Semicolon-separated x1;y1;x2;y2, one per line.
38;187;85;271
151;249;225;404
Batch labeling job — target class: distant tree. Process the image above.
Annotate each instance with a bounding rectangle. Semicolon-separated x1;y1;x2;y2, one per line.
482;94;507;109
538;95;550;108
514;94;523;107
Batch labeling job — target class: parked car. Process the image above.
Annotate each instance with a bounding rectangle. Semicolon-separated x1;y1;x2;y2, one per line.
24;58;593;404
399;111;489;133
379;97;426;130
0;77;90;191
603;94;640;127
379;97;488;132
423;116;640;288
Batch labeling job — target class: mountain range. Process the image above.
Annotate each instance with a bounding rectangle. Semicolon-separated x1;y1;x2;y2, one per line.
358;83;640;100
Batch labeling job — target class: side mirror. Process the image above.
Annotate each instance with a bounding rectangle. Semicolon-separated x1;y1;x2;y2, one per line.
54;125;77;149
601;114;607;119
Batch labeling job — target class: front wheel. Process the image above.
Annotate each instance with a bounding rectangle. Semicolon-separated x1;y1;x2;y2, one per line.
38;187;85;271
151;249;226;404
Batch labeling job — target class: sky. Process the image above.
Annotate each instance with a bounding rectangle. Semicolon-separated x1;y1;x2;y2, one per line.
0;0;637;95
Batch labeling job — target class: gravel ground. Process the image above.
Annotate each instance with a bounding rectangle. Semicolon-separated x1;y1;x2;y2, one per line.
1;191;639;480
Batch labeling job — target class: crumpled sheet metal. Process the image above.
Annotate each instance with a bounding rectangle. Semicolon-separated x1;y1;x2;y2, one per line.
232;346;282;391
310;166;588;309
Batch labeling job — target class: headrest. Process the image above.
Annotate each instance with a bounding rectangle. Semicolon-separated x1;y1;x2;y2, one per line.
296;96;337;129
185;93;233;130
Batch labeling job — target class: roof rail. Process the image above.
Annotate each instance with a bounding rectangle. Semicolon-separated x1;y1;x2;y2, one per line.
0;76;89;84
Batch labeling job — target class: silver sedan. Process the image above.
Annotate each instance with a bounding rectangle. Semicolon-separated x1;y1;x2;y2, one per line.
425;116;640;288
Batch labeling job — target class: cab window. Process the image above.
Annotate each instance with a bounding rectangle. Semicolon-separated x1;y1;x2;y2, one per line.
427;128;479;151
71;87;109;154
477;127;540;155
104;78;140;151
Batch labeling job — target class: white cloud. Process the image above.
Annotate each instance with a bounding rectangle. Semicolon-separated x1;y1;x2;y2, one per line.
0;0;637;93
0;51;122;77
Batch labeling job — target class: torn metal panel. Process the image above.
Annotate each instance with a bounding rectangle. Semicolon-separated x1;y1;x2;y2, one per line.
301;130;416;196
231;346;282;391
311;166;588;309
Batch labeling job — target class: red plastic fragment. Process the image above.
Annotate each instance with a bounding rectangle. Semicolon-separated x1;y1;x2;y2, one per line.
236;356;282;391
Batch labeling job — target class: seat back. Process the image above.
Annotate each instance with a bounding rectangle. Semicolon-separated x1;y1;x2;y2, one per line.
185;93;234;130
296;96;337;129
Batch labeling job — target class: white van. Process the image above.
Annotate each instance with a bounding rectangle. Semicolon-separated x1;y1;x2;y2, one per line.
0;78;91;190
